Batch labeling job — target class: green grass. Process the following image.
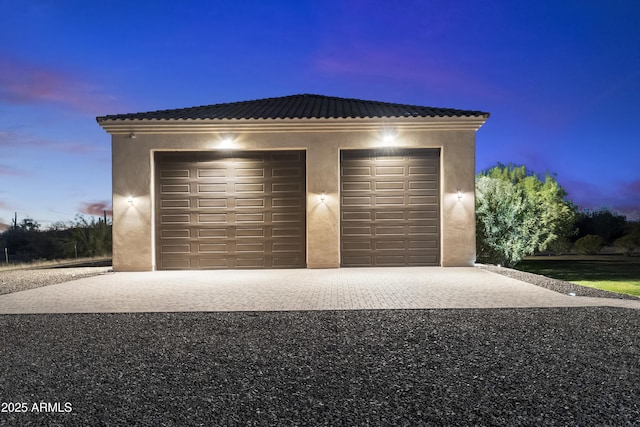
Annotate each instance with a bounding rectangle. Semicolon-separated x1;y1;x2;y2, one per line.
515;255;640;297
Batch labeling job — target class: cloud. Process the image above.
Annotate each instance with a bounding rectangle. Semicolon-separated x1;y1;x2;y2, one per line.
0;129;101;155
0;57;120;115
313;44;504;102
0;163;25;176
79;201;112;217
564;178;640;220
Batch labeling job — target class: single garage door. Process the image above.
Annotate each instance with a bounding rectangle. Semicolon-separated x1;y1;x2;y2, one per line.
340;148;440;267
155;151;306;269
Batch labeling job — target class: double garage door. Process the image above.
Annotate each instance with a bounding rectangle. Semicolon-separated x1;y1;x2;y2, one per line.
155;151;307;269
155;149;440;270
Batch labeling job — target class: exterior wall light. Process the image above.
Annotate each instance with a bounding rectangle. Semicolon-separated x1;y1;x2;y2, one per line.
457;190;463;200
320;192;326;203
129;133;137;139
381;129;397;144
219;135;235;149
127;196;134;205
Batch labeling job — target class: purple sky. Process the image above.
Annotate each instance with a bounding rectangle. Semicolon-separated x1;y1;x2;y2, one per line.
1;0;639;229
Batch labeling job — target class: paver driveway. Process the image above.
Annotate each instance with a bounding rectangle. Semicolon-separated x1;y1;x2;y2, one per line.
0;267;638;314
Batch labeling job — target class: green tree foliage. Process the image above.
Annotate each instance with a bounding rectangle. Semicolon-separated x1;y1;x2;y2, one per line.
476;164;576;267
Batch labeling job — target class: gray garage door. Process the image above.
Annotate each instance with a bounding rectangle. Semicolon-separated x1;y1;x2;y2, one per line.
155;151;306;269
340;149;440;267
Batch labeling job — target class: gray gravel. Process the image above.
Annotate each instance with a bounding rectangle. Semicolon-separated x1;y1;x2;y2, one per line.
0;267;112;296
0;308;638;426
477;263;640;301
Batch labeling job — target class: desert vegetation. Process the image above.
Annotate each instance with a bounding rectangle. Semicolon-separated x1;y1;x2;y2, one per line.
0;215;111;265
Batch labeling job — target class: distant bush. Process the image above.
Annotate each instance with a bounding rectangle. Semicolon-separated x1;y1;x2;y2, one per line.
614;235;638;256
574;234;604;255
547;237;573;255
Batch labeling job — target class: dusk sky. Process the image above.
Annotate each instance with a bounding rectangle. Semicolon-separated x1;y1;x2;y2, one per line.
1;0;639;230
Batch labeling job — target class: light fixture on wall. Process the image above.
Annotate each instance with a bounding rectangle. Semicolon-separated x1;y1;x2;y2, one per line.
127;196;134;205
218;135;235;149
380;129;397;144
457;190;463;200
129;133;137;139
320;192;326;203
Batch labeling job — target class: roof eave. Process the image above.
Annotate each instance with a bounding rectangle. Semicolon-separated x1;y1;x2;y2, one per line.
97;115;490;135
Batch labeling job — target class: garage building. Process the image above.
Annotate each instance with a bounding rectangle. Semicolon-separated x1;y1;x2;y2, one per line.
97;94;489;271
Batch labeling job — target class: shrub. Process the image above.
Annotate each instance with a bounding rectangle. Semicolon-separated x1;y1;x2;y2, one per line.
574;234;604;255
614;235;638;256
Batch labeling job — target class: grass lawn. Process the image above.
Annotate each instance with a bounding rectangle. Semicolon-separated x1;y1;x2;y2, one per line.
516;255;640;297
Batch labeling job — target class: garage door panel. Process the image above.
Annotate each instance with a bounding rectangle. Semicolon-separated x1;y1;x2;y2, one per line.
236;168;265;178
272;227;303;237
343;196;372;206
197;168;227;178
236;212;265;223
198;258;230;269
198;228;229;238
198;243;229;253
199;183;228;193
162;229;190;239
273;242;304;252
198;199;228;208
272;212;303;223
161;169;190;179
342;181;372;192
161;214;190;224
236;228;265;238
375;166;404;176
375;211;404;221
272;182;303;193
235;198;265;208
342;211;372;221
236;257;267;268
376;196;404;206
161;199;190;209
342;166;372;176
234;183;264;193
162;244;191;254
341;149;440;267
375;240;405;250
161;184;190;194
162;258;192;269
197;213;228;223
156;151;306;269
342;241;372;250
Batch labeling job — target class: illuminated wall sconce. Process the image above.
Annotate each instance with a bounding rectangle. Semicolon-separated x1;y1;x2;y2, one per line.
320;192;326;203
381;129;397;144
129;133;137;139
127;196;134;205
457;190;463;200
218;135;236;149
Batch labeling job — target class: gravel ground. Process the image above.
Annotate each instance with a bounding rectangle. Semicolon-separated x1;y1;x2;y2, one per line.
477;264;640;301
0;267;112;296
0;308;638;426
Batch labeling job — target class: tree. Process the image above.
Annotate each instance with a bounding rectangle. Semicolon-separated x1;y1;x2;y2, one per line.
575;208;626;244
475;164;576;267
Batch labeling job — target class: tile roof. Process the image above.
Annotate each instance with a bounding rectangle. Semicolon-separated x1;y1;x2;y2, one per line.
96;94;489;122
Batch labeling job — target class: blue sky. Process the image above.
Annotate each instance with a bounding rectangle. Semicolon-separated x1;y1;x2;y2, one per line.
1;0;639;229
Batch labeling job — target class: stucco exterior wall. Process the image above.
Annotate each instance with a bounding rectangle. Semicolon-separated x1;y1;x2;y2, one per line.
110;126;478;271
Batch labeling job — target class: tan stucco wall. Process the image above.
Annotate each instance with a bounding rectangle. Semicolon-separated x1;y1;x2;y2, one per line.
109;125;480;271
